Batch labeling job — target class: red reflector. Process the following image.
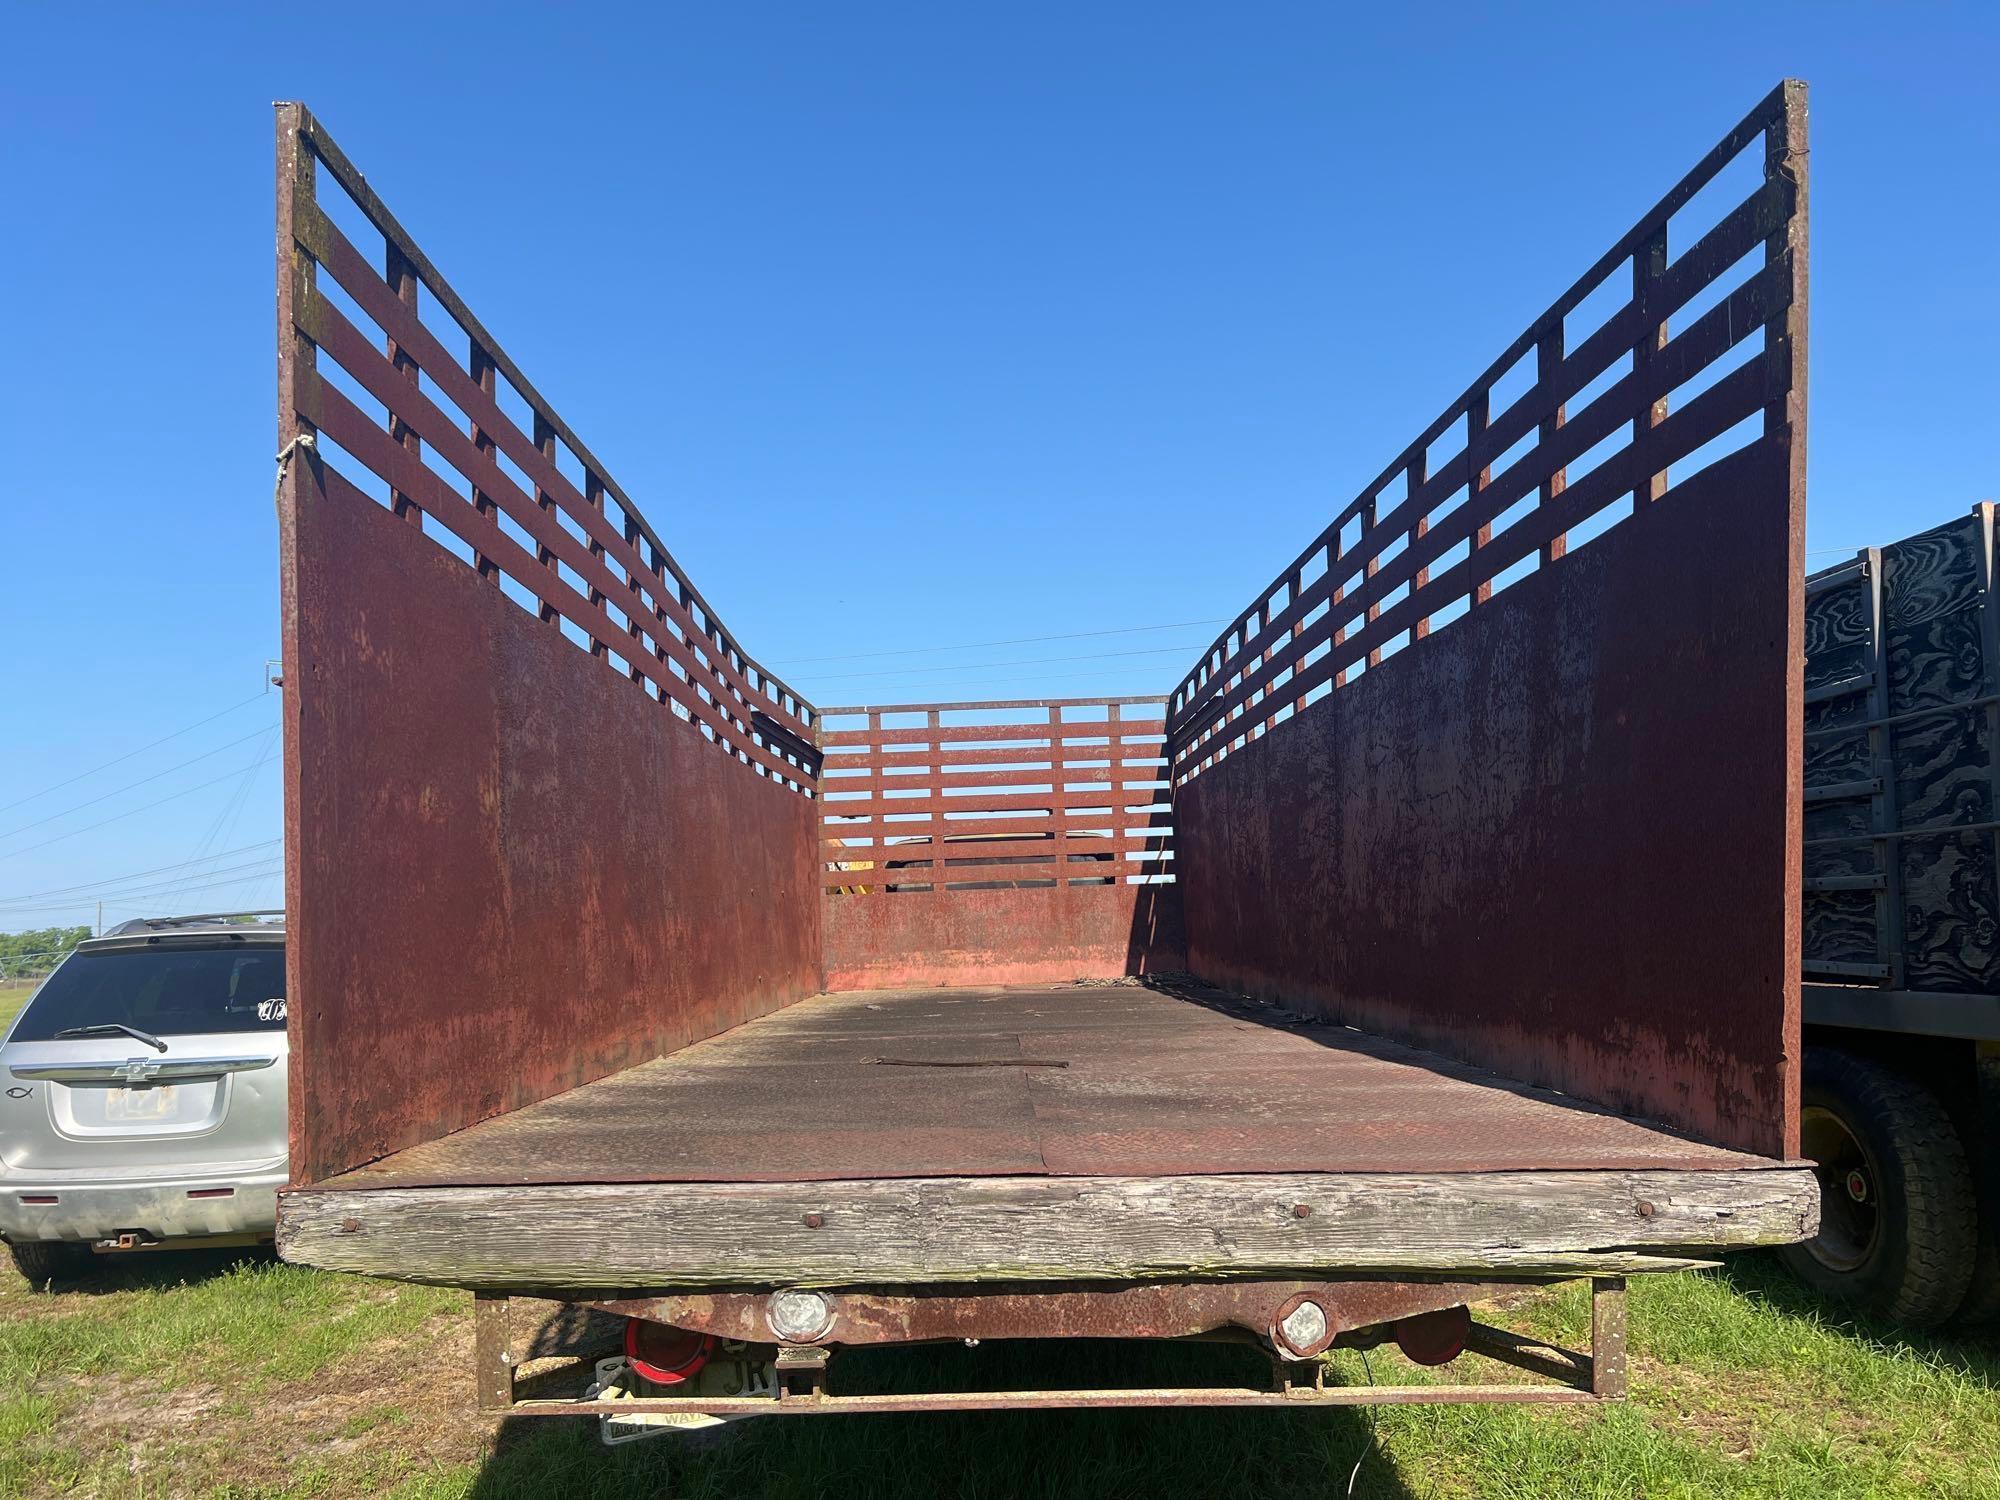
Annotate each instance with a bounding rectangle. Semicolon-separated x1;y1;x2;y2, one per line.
623;1318;715;1386
1392;1305;1471;1366
186;1188;236;1199
19;1195;59;1205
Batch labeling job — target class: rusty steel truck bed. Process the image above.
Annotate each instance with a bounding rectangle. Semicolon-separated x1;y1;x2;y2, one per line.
272;83;1817;1417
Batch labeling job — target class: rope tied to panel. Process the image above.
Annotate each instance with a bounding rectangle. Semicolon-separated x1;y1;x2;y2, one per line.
273;431;318;511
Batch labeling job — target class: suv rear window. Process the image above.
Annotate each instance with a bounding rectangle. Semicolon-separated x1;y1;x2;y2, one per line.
8;944;286;1041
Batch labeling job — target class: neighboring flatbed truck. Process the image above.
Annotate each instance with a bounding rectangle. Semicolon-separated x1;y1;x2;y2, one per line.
1793;509;2000;1326
271;83;1818;1421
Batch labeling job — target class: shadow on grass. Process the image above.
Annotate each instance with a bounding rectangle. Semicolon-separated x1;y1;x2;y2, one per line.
1719;1251;2000;1378
17;1242;278;1299
469;1338;1416;1500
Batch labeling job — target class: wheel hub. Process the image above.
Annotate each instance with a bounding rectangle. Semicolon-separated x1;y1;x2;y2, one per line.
1798;1104;1881;1274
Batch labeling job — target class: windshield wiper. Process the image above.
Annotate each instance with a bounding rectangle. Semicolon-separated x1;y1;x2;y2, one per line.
52;1022;169;1053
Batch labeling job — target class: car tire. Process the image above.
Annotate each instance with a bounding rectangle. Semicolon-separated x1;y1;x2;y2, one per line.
8;1240;93;1289
1779;1046;1978;1328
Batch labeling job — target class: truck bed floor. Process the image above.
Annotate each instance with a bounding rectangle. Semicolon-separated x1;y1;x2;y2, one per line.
320;980;1765;1188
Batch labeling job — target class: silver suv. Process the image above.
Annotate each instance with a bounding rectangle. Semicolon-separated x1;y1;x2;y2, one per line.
0;915;286;1285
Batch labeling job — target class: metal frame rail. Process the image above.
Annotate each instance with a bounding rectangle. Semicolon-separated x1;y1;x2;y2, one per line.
469;1277;1629;1416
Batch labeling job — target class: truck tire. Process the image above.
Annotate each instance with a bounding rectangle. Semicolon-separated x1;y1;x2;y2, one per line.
1779;1047;1978;1327
1953;1055;2000;1326
8;1240;92;1289
1958;1234;2000;1326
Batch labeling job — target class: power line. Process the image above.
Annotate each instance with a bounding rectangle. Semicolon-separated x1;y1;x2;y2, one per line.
806;642;1207;685
82;866;286;914
166;726;277;910
0;858;286;914
0;743;281;862
0;859;283;908
102;876;284;917
0;689;271;815
0;840;283;905
772;617;1229;667
0;724;278;842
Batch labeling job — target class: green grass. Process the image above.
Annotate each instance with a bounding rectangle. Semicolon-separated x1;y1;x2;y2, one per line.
1317;1266;2000;1500
1;1252;1994;1498
0;1249;459;1496
0;979;39;1033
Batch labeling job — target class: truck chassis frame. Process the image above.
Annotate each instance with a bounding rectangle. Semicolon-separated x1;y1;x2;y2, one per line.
471;1276;1630;1416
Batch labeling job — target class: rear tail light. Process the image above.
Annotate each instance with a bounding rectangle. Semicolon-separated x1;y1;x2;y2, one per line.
1392;1305;1471;1366
623;1318;715;1385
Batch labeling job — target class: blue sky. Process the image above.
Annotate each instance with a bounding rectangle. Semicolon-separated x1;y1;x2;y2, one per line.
1;3;1994;935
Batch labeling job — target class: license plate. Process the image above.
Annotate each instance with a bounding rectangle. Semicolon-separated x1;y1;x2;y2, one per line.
587;1349;778;1445
104;1085;178;1121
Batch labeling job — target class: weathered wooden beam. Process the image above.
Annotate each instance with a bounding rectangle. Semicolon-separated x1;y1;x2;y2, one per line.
279;1167;1816;1293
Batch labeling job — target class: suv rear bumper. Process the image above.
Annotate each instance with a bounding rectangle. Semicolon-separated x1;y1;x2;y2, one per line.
0;1167;285;1243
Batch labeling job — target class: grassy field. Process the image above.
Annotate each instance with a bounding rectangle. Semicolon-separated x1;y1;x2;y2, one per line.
1;1249;1994;1499
0;978;40;1033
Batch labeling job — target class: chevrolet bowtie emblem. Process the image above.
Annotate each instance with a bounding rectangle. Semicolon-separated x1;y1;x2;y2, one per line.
114;1059;164;1085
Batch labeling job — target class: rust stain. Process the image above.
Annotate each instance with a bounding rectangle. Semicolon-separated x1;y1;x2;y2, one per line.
283;474;824;1184
594;1278;1501;1349
1173;441;1801;1157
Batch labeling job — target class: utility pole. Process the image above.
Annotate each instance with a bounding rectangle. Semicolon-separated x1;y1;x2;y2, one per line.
97;900;103;938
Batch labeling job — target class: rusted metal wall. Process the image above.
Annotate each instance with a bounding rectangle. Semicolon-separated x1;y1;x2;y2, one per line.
276;106;824;1184
819;699;1184;987
822;885;1184;990
1168;83;1808;1158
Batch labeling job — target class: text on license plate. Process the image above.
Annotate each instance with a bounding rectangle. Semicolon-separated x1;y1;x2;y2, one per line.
105;1086;178;1121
